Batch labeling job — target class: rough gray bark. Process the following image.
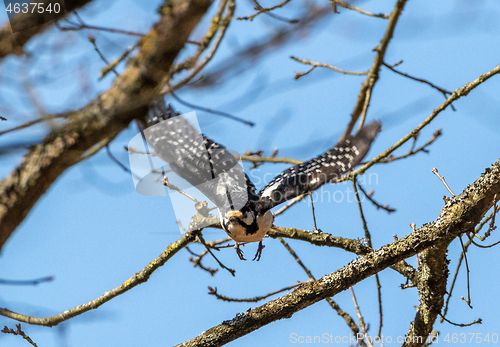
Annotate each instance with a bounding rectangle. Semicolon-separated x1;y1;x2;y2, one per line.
176;159;500;346
0;0;212;251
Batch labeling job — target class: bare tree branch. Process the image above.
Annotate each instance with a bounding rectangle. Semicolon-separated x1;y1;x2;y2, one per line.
337;63;500;183
0;0;212;251
279;236;367;347
332;0;389;19
341;0;408;140
0;276;53;286
268;226;417;284
1;324;38;347
376;128;442;164
163;0;235;94
0;0;94;60
177;159;500;346
290;55;368;77
186;4;331;90
383;62;454;109
0;230;199;326
238;154;302;165
236;0;292;21
208;283;300;302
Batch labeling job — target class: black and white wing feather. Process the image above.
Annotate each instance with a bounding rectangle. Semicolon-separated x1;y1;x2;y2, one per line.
258;121;381;210
144;99;257;214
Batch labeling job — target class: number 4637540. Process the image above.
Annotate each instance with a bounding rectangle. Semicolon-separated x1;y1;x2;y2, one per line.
443;333;498;344
5;2;61;14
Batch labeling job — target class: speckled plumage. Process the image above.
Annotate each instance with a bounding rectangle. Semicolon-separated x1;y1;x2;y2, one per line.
144;101;258;215
144;99;381;260
258;121;382;210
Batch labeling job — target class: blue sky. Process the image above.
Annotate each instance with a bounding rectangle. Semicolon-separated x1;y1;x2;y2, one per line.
1;0;500;346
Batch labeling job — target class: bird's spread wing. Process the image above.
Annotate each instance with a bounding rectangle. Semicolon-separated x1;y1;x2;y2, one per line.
258;121;382;210
144;99;257;213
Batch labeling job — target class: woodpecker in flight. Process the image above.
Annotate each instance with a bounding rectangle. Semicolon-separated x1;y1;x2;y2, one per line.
143;99;381;261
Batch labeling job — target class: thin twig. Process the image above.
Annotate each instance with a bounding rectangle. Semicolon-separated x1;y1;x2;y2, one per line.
169;89;254;127
273;193;308;216
332;0;389;19
100;42;140;79
252;0;297;23
125;146;159;157
353;179;384;340
279;237;315;279
187;237;237;275
103;143;152;185
376;129;442;164
485;194;498;238
474;203;500;239
207;283;300;302
432;167;455;196
186;247;218;276
309;193;319;231
383;62;456;111
375;273;383;342
241;148;279;169
458;236;473;309
438;313;482;327
1;324;38;347
57;12;145;37
353;178;371;246
441;236;473;322
88;36;119;77
21;62;49;120
357;184;396;213
106;145;131;173
0;276;53;286
465;230;500;249
162;176;199;203
238;155;302;166
80;136;113;160
197;234;236;276
237;0;292;21
291;56;368;78
294;66;316;80
350;287;374;347
193;237;233;249
168;0;228;76
0;114;69;137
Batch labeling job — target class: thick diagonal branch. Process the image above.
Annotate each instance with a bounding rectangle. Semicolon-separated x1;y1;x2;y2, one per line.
0;0;212;251
267;227;417;285
403;243;448;347
177;158;500;346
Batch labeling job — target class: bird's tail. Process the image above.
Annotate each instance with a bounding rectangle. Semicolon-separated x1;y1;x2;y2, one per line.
344;120;382;167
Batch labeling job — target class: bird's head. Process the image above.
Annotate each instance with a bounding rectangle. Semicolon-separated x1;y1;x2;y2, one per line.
220;209;273;243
